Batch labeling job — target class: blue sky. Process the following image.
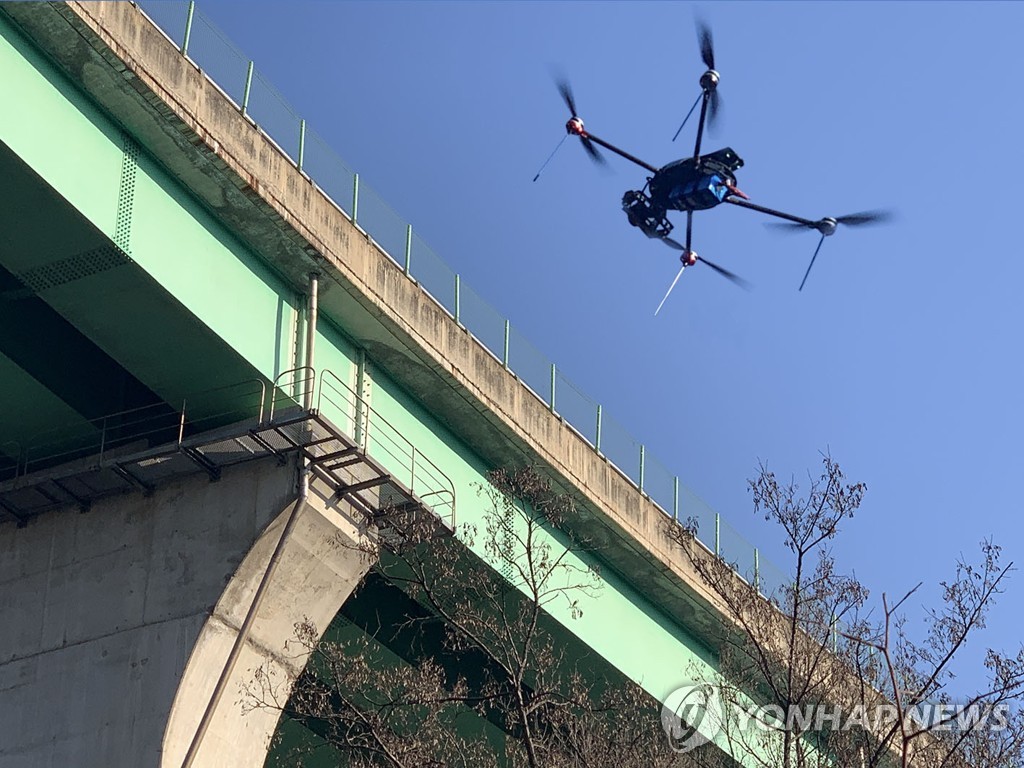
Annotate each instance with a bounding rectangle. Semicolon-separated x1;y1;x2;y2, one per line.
164;1;1024;692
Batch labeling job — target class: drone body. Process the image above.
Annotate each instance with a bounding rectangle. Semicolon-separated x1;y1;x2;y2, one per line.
624;148;745;241
544;21;890;306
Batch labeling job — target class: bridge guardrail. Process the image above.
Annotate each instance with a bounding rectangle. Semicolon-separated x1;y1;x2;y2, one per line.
130;0;785;600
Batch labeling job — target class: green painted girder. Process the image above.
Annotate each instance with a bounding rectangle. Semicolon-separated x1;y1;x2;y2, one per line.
0;138;265;443
0;11;298;411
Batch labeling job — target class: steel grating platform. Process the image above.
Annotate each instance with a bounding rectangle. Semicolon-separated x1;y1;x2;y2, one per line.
0;408;456;534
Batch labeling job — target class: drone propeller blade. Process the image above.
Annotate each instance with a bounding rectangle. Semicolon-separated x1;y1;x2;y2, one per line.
765;221;814;232
697;20;715;70
553;78;607;167
834;210;893;227
655;262;688;316
581;137;608;166
699;256;750;290
767;209;893;235
798;234;826;292
557;79;578;117
708;89;723;131
661;236;748;289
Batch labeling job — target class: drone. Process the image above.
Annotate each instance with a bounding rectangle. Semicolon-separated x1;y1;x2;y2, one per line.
536;22;890;313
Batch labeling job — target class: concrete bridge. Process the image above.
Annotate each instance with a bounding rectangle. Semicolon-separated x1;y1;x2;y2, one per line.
0;3;762;765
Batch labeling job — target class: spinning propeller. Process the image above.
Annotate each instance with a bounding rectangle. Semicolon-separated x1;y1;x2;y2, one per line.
673;20;723;142
533;78;659;181
557;80;607;167
766;210;892;290
660;237;748;289
533;78;622;182
654;236;749;316
766;210;893;235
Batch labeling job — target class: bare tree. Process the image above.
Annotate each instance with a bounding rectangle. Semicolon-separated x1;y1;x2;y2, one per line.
247;467;691;767
666;454;1024;768
841;540;1024;768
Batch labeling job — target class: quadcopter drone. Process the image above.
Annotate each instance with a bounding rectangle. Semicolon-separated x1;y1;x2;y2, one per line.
536;22;890;312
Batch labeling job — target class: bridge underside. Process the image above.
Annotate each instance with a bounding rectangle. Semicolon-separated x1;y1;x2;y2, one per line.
0;136;268;481
264;567;684;766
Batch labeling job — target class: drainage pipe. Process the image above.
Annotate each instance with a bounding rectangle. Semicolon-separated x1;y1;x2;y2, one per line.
180;273;319;768
304;273;318;409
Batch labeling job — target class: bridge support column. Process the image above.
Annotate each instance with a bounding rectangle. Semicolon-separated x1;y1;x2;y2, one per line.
0;455;376;768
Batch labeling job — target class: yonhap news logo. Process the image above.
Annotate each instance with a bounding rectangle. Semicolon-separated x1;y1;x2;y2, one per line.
661;682;726;753
661;681;1010;753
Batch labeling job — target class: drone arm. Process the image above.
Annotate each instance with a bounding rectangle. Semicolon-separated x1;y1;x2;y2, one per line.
583;133;659;174
724;197;819;227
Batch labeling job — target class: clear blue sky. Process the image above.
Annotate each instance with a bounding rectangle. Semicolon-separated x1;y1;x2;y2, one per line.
165;1;1024;693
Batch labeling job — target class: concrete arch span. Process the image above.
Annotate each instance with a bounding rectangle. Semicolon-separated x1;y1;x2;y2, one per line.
0;456;374;768
162;467;375;768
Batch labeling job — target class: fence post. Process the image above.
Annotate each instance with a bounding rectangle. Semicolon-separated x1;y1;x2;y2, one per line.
454;274;461;325
638;445;645;492
673;476;679;521
178;400;188;445
595;405;602;454
715;512;721;556
352;173;360;223
297;119;306;172
754;548;760;594
241;61;254;116
502;320;510;369
99;416;108;463
404;224;412;275
181;0;195;57
549;364;556;413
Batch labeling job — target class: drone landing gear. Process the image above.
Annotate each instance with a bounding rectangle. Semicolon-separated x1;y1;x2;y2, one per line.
622;190;673;239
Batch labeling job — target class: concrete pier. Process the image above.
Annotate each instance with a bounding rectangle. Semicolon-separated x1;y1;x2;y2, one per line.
0;457;374;767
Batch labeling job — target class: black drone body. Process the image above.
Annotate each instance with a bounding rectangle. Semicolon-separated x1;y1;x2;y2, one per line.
542;22;889;307
625;148;745;241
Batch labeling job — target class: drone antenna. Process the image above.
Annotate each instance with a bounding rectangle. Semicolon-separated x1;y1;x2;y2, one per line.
799;234;826;292
532;134;569;182
671;92;703;143
655;262;688;316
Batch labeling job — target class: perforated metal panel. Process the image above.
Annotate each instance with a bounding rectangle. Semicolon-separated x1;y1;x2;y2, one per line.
15;245;132;294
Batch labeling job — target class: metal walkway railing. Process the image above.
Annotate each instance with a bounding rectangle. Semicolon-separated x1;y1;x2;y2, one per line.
0;370;456;531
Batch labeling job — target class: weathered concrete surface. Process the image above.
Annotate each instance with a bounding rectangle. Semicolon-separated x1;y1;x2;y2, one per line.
162;475;375;768
0;2;727;646
0;457;375;768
